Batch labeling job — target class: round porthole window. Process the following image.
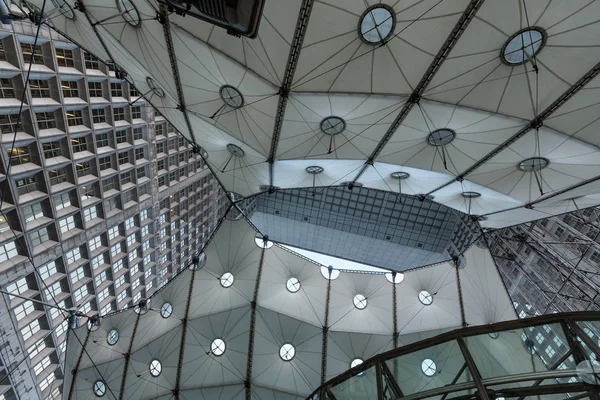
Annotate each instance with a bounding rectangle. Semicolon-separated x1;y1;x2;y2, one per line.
419;290;433;306
421;358;437;377
320;116;346;135
359;5;395;44
149;359;162;377
502;28;546;65
280;343;295;361
93;380;106;397
385;272;404;284
353;294;367;310
211;338;226;356
254;233;274;249
107;329;119;346
220;85;244;108
116;0;141;27
220;272;234;288
160;302;172;318
286;277;301;293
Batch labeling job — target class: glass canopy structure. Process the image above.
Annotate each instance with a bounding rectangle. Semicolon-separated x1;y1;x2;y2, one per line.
308;311;600;400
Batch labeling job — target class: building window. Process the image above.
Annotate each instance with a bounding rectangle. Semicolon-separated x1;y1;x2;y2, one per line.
168;139;176;151
105;197;120;212
30;227;50;247
29;79;50;98
15;176;37;195
590;251;600;265
58;216;76;233
88;82;103;97
131;106;141;119
42;141;61;159
116;130;127;144
133;127;143;140
56;48;74;67
121;171;133;185
72;136;87;153
39;261;57;280
0;114;21;134
117;152;129;165
110;82;123;97
73;285;89;302
91;254;104;270
0;78;15;98
70;266;85;283
136;167;146;179
36;112;56;129
113;108;125;121
125;217;135;230
95;132;109;148
23;203;44;222
0;241;18;262
123;189;136;204
135;148;144;160
156;141;165;154
7;146;31;165
89;234;102;250
21;319;41;341
66;109;84;126
48;168;68;185
99;156;112;171
74;166;91;184
65;247;81;265
21;43;44;64
62;80;79;97
84;52;100;69
117;290;127;303
54;193;72;210
554;227;565;237
130;86;139;97
92;108;106;124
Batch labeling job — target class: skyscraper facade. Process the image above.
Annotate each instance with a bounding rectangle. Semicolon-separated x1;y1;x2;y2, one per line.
0;19;227;400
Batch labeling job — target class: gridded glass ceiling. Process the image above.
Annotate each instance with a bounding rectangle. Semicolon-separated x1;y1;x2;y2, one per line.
249;186;478;271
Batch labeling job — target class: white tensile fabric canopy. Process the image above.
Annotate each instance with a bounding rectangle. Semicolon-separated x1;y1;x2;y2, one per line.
22;0;600;229
63;217;515;399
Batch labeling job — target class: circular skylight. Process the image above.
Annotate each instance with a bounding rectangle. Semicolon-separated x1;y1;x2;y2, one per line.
254;233;274;249
320;266;340;280
220;272;234;288
518;157;550;172
489;332;500;339
53;0;76;20
211;338;226;356
306;165;324;174
146;77;165;98
421;358;437;376
160;302;173;318
461;191;481;198
189;252;207;270
353;294;368;310
320;116;346;135
220;85;244;108
107;329;119;346
390;171;410;180
385;272;404;284
351;358;364;369
93;380;106;397
279;343;295;361
502;28;546;65
286;277;301;293
227;143;245;157
427;129;456;146
149;359;162;377
419;290;433;306
359;5;395;44
116;0;141;27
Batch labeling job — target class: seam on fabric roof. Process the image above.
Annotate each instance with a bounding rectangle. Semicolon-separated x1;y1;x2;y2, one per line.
118;311;141;400
425;59;600;198
267;0;315;185
174;265;197;399
351;0;486;184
